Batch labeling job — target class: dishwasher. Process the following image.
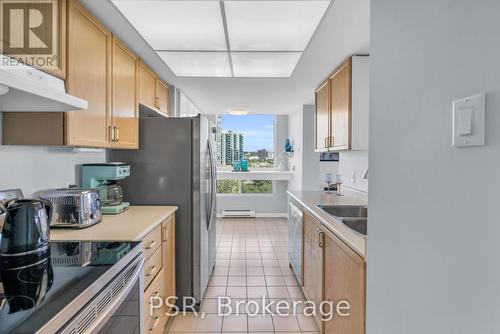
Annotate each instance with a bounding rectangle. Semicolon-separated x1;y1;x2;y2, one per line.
288;198;303;285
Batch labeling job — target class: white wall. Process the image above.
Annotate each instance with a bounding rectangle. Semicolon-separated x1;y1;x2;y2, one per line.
287;105;320;191
318;161;339;189
0;145;105;196
216;115;289;215
0;113;106;196
339;151;368;192
368;1;500;333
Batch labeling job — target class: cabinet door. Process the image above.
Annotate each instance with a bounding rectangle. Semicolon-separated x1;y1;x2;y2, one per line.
139;62;157;111
111;38;138;149
156;79;170;116
162;216;176;321
323;229;365;334
315;80;330;151
303;212;324;329
329;59;352;150
66;0;111;147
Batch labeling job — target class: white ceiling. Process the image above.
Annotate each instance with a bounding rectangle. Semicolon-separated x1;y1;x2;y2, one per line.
81;0;369;114
111;0;331;78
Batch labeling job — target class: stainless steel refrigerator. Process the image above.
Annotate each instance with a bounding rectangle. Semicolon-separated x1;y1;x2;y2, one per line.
109;115;217;306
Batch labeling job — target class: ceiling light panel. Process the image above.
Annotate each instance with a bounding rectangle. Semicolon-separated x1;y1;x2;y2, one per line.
157;52;231;77
112;0;226;50
231;52;302;77
224;1;330;51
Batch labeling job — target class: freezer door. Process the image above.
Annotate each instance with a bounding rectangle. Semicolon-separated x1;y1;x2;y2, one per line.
196;116;217;300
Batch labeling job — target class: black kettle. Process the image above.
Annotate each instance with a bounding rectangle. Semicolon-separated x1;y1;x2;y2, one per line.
0;199;52;257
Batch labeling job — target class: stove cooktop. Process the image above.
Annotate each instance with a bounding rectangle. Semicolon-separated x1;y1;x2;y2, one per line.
0;241;141;334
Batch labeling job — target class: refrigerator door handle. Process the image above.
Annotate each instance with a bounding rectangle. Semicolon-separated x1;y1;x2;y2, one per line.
207;139;215;230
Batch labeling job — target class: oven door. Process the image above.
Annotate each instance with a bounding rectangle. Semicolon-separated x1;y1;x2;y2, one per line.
59;255;145;334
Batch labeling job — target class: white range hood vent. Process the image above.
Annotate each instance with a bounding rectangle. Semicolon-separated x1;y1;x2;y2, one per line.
0;55;88;112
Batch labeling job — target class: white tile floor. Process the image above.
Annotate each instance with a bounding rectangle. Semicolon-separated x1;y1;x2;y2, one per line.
166;218;319;334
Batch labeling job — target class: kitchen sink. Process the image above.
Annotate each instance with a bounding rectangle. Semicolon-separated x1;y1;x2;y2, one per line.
341;218;367;236
317;205;368;218
317;205;368;236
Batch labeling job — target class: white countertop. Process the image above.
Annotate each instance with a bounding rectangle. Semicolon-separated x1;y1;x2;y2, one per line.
50;206;177;241
287;189;368;258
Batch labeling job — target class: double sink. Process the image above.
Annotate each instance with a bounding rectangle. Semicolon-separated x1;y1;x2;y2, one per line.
317;205;368;236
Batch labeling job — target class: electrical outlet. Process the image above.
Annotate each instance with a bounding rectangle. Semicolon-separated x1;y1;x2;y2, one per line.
351;171;356;183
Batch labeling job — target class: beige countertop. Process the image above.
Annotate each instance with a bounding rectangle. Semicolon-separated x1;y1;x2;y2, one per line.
50;206;178;242
287;189;368;259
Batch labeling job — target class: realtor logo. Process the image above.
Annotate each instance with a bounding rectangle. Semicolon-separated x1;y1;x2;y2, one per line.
2;1;53;54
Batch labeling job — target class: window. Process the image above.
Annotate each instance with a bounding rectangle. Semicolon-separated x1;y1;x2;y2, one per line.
216;114;275;195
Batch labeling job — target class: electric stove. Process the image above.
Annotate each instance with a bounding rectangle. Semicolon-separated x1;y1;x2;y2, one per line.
0;241;144;334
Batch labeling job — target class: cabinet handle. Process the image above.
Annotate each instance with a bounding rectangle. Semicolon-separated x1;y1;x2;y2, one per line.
324;137;329;148
147;316;160;331
155;96;160;109
145;240;157;249
109;125;115;142
318;229;324;248
115;126;120;142
163;226;168;242
146;265;157;277
329;136;335;147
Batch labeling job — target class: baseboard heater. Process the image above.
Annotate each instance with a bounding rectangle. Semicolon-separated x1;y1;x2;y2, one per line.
222;209;256;218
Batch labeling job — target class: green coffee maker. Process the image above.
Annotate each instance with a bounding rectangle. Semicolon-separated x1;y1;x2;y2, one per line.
81;163;130;215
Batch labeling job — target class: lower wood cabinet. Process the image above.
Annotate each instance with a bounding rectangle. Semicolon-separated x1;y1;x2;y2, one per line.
303;211;324;330
140;214;176;333
144;269;167;334
323;229;366;334
302;210;366;334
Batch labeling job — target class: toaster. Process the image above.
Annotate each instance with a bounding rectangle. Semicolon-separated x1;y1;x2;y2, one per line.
33;188;102;228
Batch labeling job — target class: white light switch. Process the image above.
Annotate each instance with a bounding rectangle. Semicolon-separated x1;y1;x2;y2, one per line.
457;106;473;135
452;93;485;147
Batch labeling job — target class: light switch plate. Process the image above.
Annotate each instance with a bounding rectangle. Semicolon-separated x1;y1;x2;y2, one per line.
452;93;485;147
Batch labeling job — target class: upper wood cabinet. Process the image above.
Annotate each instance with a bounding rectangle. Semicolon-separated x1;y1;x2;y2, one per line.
156;80;170;117
315;56;369;152
315;80;330;151
139;61;171;117
2;0;171;148
65;0;111;147
139;61;157;111
329;59;352;150
111;37;138;149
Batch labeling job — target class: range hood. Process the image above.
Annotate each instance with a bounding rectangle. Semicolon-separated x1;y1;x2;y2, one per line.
0;55;88;112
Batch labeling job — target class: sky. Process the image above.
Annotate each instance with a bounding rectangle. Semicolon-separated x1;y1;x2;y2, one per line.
220;114;274;152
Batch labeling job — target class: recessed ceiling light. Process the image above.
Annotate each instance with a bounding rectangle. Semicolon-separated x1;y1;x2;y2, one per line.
112;0;226;50
225;1;331;51
229;107;249;115
231;52;302;77
157;52;231;77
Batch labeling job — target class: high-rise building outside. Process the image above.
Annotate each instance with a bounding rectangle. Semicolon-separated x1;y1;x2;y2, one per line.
216;115;244;166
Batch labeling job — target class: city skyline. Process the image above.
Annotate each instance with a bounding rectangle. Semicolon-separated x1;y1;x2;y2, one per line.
219;114;274;151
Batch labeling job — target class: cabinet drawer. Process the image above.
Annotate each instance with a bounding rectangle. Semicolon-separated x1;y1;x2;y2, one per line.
144;269;167;334
143;225;162;259
144;247;162;289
